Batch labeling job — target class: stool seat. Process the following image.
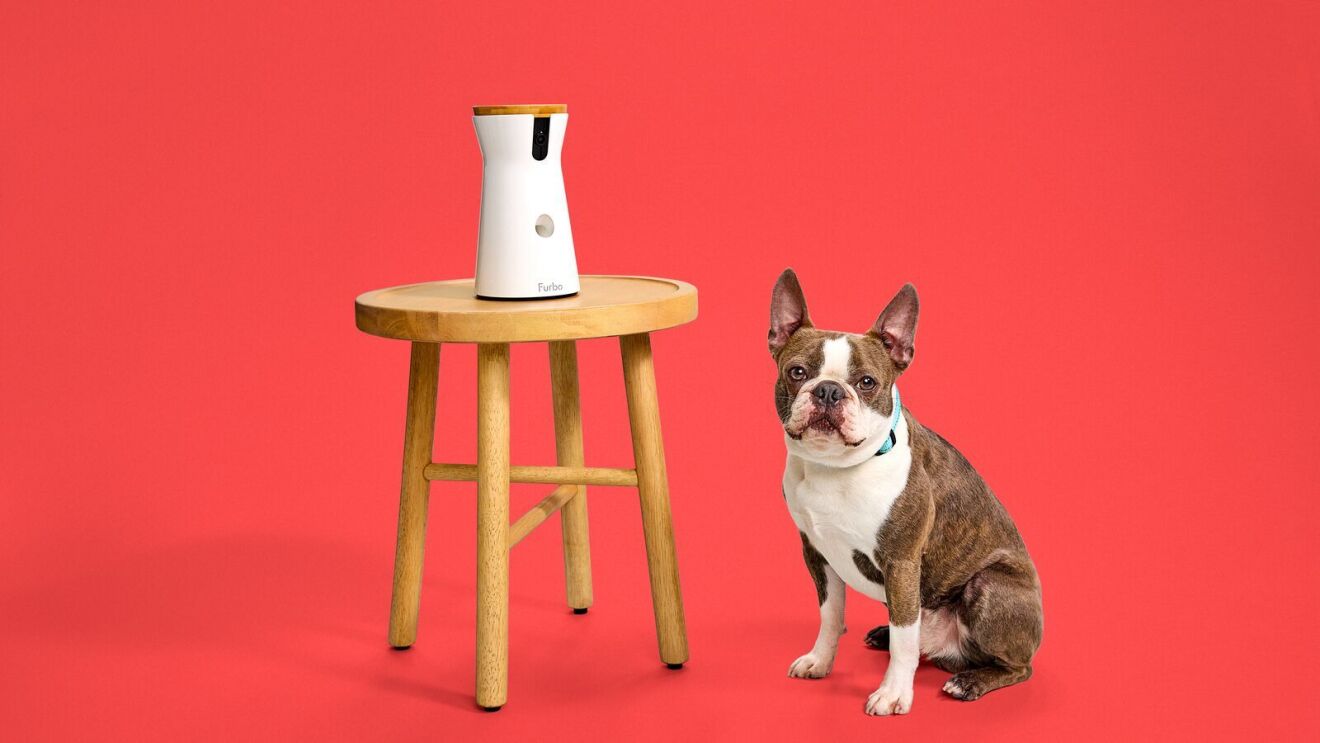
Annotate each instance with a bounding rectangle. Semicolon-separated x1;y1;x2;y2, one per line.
356;275;697;343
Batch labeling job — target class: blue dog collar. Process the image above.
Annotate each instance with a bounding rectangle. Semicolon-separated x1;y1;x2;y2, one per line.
875;385;902;456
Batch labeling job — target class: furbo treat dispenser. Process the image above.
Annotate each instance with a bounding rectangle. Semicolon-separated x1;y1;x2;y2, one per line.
472;104;580;299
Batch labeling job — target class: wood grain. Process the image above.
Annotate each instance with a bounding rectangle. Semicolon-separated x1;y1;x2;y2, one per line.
472;104;567;116
387;342;438;648
355;276;698;344
424;463;638;487
475;343;511;709
551;340;593;611
620;333;689;666
508;485;578;548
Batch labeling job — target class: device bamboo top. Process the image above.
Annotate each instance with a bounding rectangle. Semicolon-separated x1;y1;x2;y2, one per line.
473;104;567;116
356;275;697;343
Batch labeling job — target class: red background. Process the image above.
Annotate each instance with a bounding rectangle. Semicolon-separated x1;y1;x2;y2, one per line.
3;2;1318;740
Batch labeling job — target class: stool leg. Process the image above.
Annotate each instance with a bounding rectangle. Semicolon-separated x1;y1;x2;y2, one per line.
619;332;689;667
476;343;511;710
550;340;594;612
388;342;439;649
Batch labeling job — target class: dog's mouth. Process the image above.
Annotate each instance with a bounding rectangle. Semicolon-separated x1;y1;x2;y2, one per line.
808;412;838;433
786;410;864;447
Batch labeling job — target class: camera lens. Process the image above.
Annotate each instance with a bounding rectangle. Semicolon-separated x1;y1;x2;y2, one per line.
531;117;551;160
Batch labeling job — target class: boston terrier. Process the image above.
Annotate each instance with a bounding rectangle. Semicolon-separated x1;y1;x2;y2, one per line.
770;269;1042;716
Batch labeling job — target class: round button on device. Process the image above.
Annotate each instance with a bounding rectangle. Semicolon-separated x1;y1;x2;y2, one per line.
535;214;554;237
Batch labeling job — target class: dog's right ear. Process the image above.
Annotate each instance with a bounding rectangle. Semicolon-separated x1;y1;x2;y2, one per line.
769;268;812;355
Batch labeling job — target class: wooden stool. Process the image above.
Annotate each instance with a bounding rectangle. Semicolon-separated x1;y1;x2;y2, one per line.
355;275;697;710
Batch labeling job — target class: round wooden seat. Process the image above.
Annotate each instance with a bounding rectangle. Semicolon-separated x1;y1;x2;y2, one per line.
355;275;698;343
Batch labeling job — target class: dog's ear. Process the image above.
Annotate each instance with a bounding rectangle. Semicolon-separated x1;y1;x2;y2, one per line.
868;284;919;370
769;268;812;355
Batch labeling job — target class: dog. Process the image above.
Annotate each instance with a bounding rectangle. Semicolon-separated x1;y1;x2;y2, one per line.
770;268;1042;716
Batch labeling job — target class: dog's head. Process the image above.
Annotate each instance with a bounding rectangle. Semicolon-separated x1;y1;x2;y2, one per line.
769;268;919;464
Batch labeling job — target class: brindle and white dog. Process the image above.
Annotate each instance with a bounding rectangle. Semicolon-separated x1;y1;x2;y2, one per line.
771;269;1042;715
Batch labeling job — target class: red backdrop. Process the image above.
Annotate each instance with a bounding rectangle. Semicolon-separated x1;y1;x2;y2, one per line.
3;2;1318;740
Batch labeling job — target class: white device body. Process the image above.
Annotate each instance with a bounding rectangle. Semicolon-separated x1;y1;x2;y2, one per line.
473;112;579;299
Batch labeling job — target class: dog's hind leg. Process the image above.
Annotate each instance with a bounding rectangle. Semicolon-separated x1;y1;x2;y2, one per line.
943;557;1042;701
944;664;1033;701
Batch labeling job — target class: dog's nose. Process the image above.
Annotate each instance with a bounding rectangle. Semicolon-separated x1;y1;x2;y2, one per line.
813;381;846;407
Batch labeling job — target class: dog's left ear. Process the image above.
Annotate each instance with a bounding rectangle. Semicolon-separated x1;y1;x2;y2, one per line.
868;284;919;370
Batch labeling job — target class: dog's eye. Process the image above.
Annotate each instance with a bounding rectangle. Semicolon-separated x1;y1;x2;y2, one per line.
788;366;807;381
858;376;876;391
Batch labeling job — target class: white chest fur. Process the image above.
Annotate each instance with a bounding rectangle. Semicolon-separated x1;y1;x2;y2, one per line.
783;415;912;603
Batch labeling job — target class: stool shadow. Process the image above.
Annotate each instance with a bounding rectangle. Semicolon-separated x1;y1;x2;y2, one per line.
370;673;476;710
0;533;485;711
4;531;674;712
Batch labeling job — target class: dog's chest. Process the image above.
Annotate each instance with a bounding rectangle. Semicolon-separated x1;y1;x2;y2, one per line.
783;445;912;603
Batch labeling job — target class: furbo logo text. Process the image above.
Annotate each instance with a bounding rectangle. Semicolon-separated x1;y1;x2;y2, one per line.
538;282;563;293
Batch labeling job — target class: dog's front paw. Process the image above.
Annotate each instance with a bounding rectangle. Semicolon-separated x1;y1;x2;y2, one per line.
864;680;914;716
787;652;833;679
